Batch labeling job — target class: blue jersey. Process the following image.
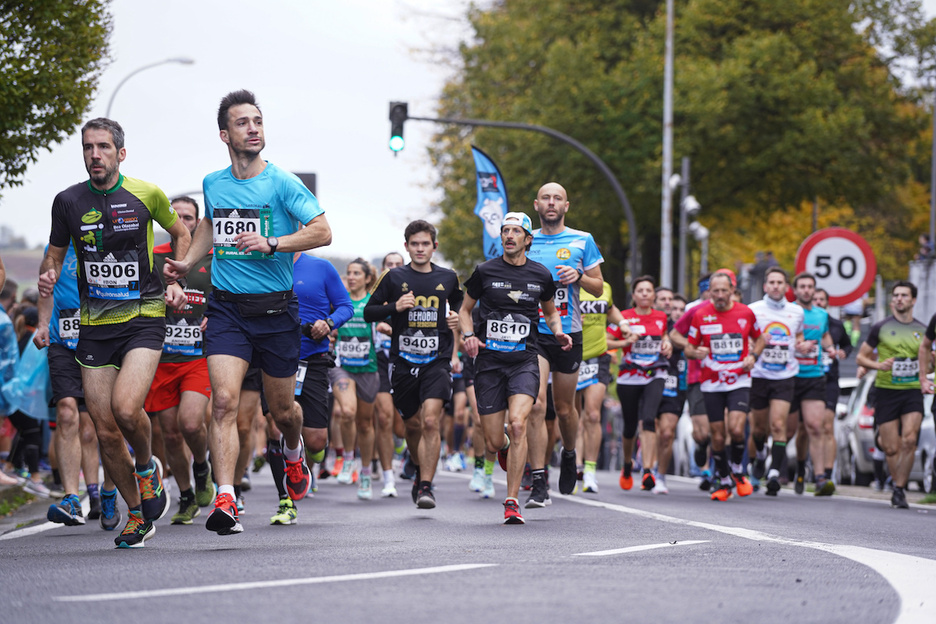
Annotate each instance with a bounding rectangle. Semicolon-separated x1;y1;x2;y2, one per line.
49;243;81;350
527;227;603;334
293;254;354;359
796;305;829;378
204;162;323;294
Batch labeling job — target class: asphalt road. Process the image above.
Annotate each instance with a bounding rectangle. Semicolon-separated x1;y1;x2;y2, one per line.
1;466;934;624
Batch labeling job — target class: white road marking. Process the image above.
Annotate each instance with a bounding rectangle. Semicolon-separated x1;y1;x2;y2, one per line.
54;563;497;602
556;493;936;624
574;540;709;557
0;496;92;541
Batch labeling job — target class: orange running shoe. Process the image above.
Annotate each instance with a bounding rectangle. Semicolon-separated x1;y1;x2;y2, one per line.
619;465;634;491
330;456;344;477
710;482;733;502
733;474;753;497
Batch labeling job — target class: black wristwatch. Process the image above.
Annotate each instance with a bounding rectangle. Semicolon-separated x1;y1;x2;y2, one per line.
325;317;334;329
463;331;475;339
267;237;279;254
575;270;584;283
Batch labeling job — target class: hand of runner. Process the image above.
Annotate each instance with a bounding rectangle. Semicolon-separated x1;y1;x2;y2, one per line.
32;325;50;349
395;291;416;312
451;355;463;373
163;257;191;281
661;340;673;358
555;265;579;286
836;349;847;360
878;357;894;371
38;269;58;298
446;310;459;331
233;231;271;254
687;345;710;360
556;331;573;351
741;354;756;372
200;317;208;333
795;339;815;355
306;319;331;340
922;377;935;394
376;321;392;335
463;335;482;358
165;282;187;310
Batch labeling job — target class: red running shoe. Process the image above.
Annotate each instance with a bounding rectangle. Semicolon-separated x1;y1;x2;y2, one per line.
284;445;312;501
503;498;524;524
733;474;753;497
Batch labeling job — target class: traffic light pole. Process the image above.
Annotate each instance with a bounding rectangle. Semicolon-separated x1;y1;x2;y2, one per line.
406;113;640;280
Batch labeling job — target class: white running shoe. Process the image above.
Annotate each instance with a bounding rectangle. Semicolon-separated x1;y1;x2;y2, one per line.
582;471;599;494
381;480;398;498
653;473;669;495
357;475;373;500
469;467;485;492
481;474;495;499
336;459;355;485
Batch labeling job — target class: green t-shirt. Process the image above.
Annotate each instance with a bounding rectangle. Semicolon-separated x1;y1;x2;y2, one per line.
866;315;926;389
336;294;377;373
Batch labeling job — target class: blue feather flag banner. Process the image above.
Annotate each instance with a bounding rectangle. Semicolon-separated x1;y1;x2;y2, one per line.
472;145;509;260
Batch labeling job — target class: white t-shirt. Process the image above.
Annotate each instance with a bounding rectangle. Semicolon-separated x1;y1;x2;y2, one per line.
749;297;804;381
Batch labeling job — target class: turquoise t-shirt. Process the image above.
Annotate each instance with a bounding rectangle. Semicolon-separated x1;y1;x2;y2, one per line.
204;162;323;294
796;305;830;378
48;242;81;350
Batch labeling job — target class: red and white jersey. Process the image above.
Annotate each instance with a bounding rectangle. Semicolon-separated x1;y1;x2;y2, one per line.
749;297;804;381
688;301;761;392
611;308;668;386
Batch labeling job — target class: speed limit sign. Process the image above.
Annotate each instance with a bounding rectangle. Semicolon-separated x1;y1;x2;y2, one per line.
794;228;876;306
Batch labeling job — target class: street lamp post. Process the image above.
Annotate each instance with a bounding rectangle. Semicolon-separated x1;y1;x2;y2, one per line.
105;57;195;118
689;221;709;279
660;0;675;288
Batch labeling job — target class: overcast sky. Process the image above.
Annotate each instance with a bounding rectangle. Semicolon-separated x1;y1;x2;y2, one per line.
4;0;936;260
0;0;469;260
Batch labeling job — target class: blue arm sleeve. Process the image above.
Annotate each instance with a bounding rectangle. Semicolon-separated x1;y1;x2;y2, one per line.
325;264;354;329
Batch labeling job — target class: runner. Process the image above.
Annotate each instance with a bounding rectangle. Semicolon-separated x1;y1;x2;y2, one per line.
329;258;380;500
364;220;463;509
36;118;190;547
684;272;763;501
789;272;835;496
164;90;331;534
858;281;925;509
609;276;671;493
525;182;604;505
37;242;108;528
459;212;570;523
373;252;405;498
813;287;852;485
576;280;626;494
144;196;215;525
747;267;805;496
653;292;688;494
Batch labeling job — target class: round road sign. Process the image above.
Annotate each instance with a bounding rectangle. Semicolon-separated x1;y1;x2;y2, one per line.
794;228;876;307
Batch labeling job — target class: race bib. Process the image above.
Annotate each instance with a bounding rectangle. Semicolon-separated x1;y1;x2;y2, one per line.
485;317;531;353
399;331;439;365
164;320;203;356
337;337;371;368
295;360;308;396
892;357;919;385
821;349;834;373
710;333;743;363
663;374;679;397
630;336;662;368
760;345;789;371
58;308;80;347
796;343;820;366
541;283;569;318
576;360;599;391
212;207;272;260
84;250;140;300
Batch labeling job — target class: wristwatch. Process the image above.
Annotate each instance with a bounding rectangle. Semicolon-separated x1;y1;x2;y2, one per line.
325;317;335;329
267;237;279;254
463;331;475;338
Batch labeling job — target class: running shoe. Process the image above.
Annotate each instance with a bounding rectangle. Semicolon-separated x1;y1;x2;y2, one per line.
358;475;373;500
733;474;753;497
171;497;200;525
206;493;243;535
381;479;398;498
330;455;345;477
194;464;216;508
481;474;495;499
652;474;669;495
619;463;634;491
114;510;155;549
47;494;85;526
283;444;312;501
582;471;599;494
241;471;252;492
252;454;266;473
766;475;781;496
336;458;355;485
752;457;766;481
558;448;577;495
270;497;298;525
497;427;511;472
794;474;805;495
411;465;421;504
235;494;245;514
710;481;733;502
503;498;524;525
525;477;547;508
416;484;436;509
400;452;416;480
815;478;835;497
135;457;169;522
641;470;655;492
469;467;485;493
100;489;121;531
521;463;532;490
88;494;102;520
891;486;909;509
698;469;712;492
24;479;51;498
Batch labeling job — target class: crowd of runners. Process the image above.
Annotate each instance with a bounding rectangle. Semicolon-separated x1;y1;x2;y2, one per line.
0;88;929;549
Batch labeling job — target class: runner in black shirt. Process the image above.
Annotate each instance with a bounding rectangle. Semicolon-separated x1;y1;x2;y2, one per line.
459;213;569;524
364;220;463;509
813;288;852;484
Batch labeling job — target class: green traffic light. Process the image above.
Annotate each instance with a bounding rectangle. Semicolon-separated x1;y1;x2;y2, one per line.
389;135;405;152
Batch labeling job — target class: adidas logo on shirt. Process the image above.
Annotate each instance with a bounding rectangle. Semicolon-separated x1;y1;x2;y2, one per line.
229;209;240;218
103;253;117;262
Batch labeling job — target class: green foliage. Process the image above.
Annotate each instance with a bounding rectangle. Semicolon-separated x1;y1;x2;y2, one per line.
429;0;935;293
0;0;112;193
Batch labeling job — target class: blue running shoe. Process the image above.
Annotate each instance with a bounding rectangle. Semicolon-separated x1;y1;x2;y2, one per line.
48;494;85;526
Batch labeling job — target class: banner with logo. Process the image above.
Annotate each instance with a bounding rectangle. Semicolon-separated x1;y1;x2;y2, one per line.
472;145;509;260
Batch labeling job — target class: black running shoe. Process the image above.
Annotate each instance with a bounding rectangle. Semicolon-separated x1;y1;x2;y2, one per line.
88;494;102;520
416;484;436;509
135;457;169;522
794;474;805;495
891;486;909;509
114;511;155;548
400;451;417;481
525;476;547;508
641;470;655;491
752;458;766;481
765;476;781;496
411;465;421;504
558;448;577;495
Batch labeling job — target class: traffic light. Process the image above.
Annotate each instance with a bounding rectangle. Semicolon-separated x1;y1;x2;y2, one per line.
389;101;408;152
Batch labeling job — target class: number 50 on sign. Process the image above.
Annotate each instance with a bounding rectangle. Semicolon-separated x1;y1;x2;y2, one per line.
794;228;876;307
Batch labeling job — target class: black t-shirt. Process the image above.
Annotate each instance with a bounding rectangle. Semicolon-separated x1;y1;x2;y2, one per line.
464;257;555;363
365;262;463;367
663;318;687;396
825;316;852;380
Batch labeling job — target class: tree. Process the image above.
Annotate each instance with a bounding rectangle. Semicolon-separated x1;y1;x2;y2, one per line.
428;0;934;299
0;0;112;195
